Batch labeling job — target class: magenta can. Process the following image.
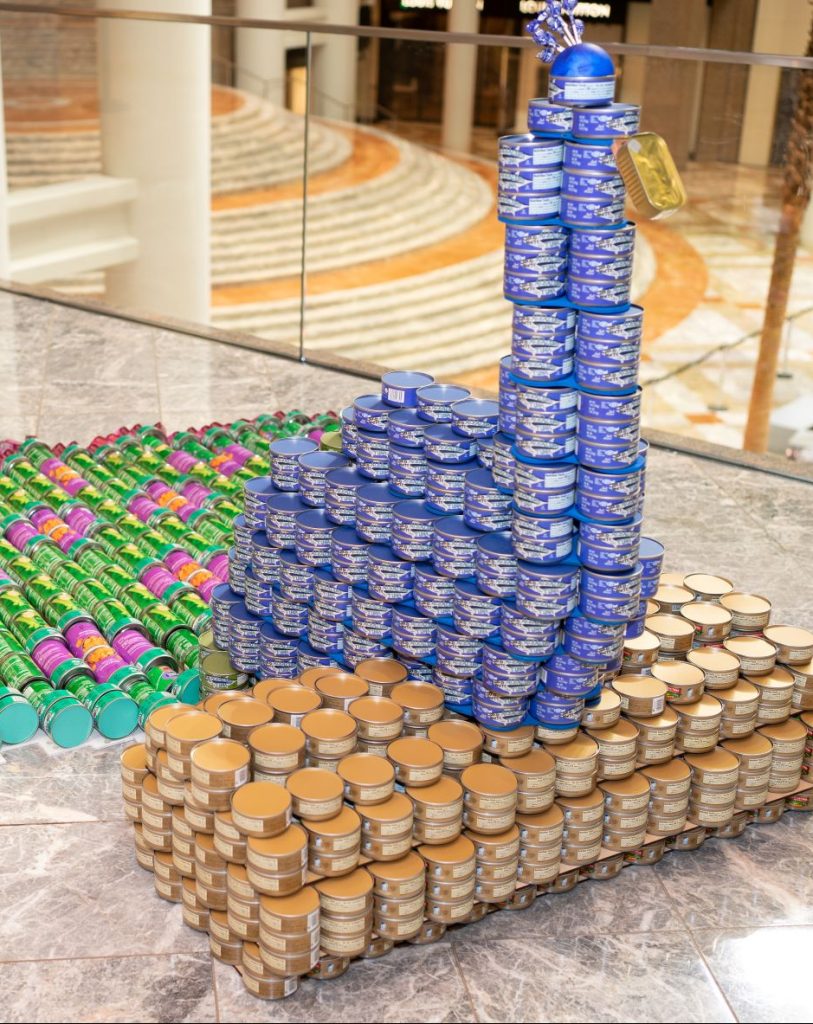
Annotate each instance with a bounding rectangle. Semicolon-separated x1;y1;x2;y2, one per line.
129;495;160;523
5;519;39;550
224;443;254;467
141;564;178;599
164;550;195;575
181;480;213;507
197;577;218;603
65;622;127;683
61;505;97;535
205;551;230;581
31;637;75;677
168;450;198;473
112;628;153;662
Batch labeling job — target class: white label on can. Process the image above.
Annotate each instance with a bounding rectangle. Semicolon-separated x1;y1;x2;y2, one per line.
319;893;368;915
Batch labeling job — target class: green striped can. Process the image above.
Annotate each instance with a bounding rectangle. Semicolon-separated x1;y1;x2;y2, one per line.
166;627;199;669
24;574;64;614
1;650;47;690
119;582;158;619
136;689;178;728
170;591;211;635
72;580;112;615
7;554;42;586
75;543;116;576
99;563;135;596
51;561;92;594
136;646;176;674
65;674;98;703
50;657;94;691
127;678;156;704
170;669;200;704
145;665;177;691
0;588;31;625
30;543;67;574
94;600;144;641
88;685;138;739
95;525;129;553
42;690;94;747
12;611;59;651
115;514;151;544
142;604;185;647
115;544;156;579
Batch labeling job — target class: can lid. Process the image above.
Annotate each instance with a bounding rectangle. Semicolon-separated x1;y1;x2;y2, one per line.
121;742;149;773
640;758;692;784
300;804;360;839
259;883;320;919
598;772;650;799
687;646;740;675
248;721;306;757
460;763;517;798
172;669;201;704
387;737;443;770
314;866;373;901
247;822;307;859
498;748;554;777
270;686;321;717
757;717;807;743
300;708;356;742
763;624;813;649
165;709;221;746
50;657;93;690
391;681;444;713
231;781;292;822
93;689;139;739
0;696;39;743
348;695;402;726
650;662;705;689
721;733;773;758
417;834;475;865
544;733;599;760
723;636;777;660
681;603;732;628
407;775;463;806
427;719;483;753
46;698;93;748
191;738;251;775
218;698;274;730
368;850;425;883
719;592;771;616
358;791;413;823
338;752;395;790
585;718;639;744
683;573;733;598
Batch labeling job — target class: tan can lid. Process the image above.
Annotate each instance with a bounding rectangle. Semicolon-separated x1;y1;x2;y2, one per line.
231;781;292;821
355;659;408;685
544;733;599;760
299;667;338;690
428;720;483;751
637;706;679;729
802;711;813;727
683;573;733;597
418;835;475;865
146;702;192;735
358;792;413;824
645;614;695;640
583;689;622;714
301;708;357;741
652;662;705;689
676;694;723;720
191;738;251;775
516;804;564;830
724;636;776;660
348;696;403;726
316;673;369;700
684;747;739;774
302;806;361;838
714;679;760;704
247;823;307;860
624;630;660;655
202;692;252;715
585;719;639;744
659;572;687;587
654;584;694;606
598;772;650;799
338;752;395;789
640;758;692;784
764;624;813;648
121;743;148;772
314;867;373;901
286;767;344;804
387;737;443;768
269;687;322;716
744;666;795;689
498;748;555;777
680;603;732;628
406;775;463;806
720;593;771;616
391;681;444;712
218;699;274;730
260;884;320;919
460;763;518;797
611;674;669;701
721;733;773;758
757;718;807;743
166;710;221;745
368;851;425;883
248;722;306;757
556;789;604;812
252;678;299;703
687;647;740;674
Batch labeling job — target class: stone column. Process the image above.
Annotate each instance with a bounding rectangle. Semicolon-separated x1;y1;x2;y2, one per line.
236;0;287;106
311;0;360;122
441;0;479;154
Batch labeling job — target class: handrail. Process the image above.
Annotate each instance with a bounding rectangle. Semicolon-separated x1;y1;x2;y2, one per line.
1;2;813;70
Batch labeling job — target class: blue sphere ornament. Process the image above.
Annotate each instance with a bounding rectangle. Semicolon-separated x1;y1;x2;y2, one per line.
549;42;616;108
550;42;614;80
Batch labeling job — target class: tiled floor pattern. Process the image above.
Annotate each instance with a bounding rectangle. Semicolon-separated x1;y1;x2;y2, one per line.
1;293;813;1022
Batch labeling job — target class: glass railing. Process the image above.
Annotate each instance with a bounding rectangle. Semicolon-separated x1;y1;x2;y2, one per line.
0;3;812;461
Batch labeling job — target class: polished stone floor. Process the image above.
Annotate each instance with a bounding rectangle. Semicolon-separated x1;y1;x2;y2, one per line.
1;292;813;1022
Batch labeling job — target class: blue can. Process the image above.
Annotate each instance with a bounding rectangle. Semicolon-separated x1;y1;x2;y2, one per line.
475;532;517;599
340;406;357;458
640;575;659;599
270;437;318;492
297;640;339;673
432;516;480;579
353;484;399;544
244;567;274;618
561;169;625;201
351;588;393;640
511;355;575;387
308;610;344;655
387;408;428;449
569;224;636;258
271;588;309;638
560;193;625;229
577;305;643;342
498;190;560;222
400;658;434;684
453;580;501;640
243;476;276;531
381;370;435;408
388;443;427;498
228;555;246;596
569;277;632;310
259;622;299;679
504;248;568;276
367;545;414;603
464;469;512;532
576;336;641;368
512;511;574;564
577;463;642;500
562;625;625;664
416;384;472;423
578;588;638;623
436;622;482;677
229;602;261;660
571;103;640;141
473;692;529;729
639;537;664;580
514;483;574;517
540;653;599;697
516;561;579;619
423;425;478;465
505;223;568;252
492;433;515;490
565;611;627;642
563;141;617;174
514;461;576;511
513;305;575;335
499;166;564;193
578;517;642;573
425;460;474;515
294;509;334;568
499;133;564;168
211;584;245;648
324;466;367;526
581;563;642;601
499;405;517;439
576;415;640;447
531;688;585;726
512;330;574;364
504;271;567;304
482;643;538;684
356;429;390;481
353;394;391;433
576;487;639;523
413;561;456;618
391;605;436;659
233;514;252;559
548;58;616;108
477;436;494;471
343;627;388;668
298;451;350;508
313;569;351;623
515;381;578;415
569;251;634;286
391;500;440;562
265;493;309;549
577;388;642;424
625;612;646;639
575;436;639;471
250;531;280;585
451;399;500;440
500;601;558;659
527;97;574;136
514;428;576;463
330;527;370;584
433;666;474;704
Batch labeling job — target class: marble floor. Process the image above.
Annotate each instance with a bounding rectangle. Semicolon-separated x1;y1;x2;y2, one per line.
1;291;813;1022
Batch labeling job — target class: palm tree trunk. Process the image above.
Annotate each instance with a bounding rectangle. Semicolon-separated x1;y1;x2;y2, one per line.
743;13;813;452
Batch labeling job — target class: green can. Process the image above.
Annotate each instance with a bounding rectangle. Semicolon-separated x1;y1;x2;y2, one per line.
177;532;210;563
51;561;92;594
139;530;174;561
23;679;53;701
95;525;129;554
8;554;42;586
12;610;58;651
321;430;343;454
43;694;94;747
0;629;27;661
196;518;231;545
136;646;176;674
116;513;150;544
86;495;126;521
155;516;188;547
156;464;184;488
25;574;64;614
94;600;144;642
105;477;134;503
170;591;211;635
115;543;156;580
6;488;32;512
142;604;185;646
0;687;39;743
146;665;177;691
118;582;158;619
30;543;66;575
1;650;47;690
197;629;222;658
75;543;115;576
72;581;110;615
161;580;192;605
0;536;19;562
127;678;156;703
166;627;199;668
99;563;134;596
89;686;138;739
4;457;38;485
51;657;94;691
171;668;200;704
65;674;98;702
213;499;241;523
18;438;51;463
0;587;31;625
136;689;178;728
200;651;244;692
108;664;149;693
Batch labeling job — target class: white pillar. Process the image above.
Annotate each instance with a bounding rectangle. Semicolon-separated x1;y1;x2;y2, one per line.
98;0;211;323
0;39;10;277
513;43;539;134
441;0;479;154
312;0;359;122
236;0;287;107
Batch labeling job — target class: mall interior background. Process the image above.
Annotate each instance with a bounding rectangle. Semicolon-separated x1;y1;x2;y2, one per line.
0;0;812;455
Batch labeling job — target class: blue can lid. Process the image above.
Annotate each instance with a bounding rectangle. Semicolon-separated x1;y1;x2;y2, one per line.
331;526;369;547
465;468;498;490
280;549;312;568
436;620;479;642
260;621;297;643
639;536;664;560
417;383;471;405
367;544;406;564
388;408;426;430
354;394;390;414
428;460;478;477
267;492;309;514
234;514;247;529
454;579;496;601
314;567;345;584
296;509;334;531
357;483;402;506
212;583;244;605
382;370;434;390
230;601;262;624
425;424;474;444
270;437;318;458
299;451;349;472
414;560;453;580
452;398;499;419
244;476;275;497
325;466;367;487
393;604;428;624
475;531;514;557
433;516;480;541
341;406;355;424
251;531;274;549
393;500;439;522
